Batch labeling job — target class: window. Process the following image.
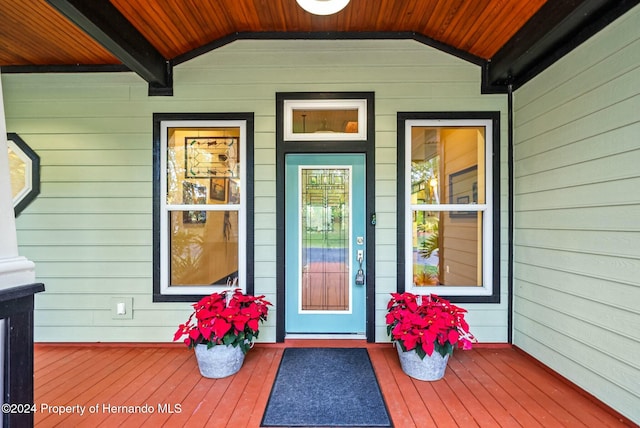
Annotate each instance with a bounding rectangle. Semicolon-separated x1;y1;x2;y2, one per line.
283;99;367;141
7;133;40;216
153;114;254;301
397;113;499;302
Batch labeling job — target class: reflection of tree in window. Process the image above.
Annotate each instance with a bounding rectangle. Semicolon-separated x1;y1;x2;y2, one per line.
411;156;439;205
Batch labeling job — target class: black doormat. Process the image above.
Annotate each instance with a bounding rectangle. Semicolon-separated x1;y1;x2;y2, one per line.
261;348;392;427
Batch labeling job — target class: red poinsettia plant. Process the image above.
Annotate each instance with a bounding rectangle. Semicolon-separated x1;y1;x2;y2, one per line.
386;292;475;359
173;289;271;354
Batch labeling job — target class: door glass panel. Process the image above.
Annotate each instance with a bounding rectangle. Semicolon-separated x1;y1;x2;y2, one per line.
300;167;350;311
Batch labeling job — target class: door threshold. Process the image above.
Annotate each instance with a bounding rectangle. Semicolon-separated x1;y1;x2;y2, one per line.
285;333;367;340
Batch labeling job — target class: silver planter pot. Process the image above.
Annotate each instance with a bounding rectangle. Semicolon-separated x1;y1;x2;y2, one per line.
396;342;450;381
194;343;245;378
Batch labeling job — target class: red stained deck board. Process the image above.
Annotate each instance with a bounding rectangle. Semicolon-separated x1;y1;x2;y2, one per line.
450;350;544;427
447;352;517;425
33;343;633;427
368;347;417;427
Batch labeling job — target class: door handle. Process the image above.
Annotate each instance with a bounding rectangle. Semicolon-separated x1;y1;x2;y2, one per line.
355;250;365;285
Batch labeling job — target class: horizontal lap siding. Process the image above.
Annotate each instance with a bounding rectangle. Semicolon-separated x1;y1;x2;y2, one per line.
4;39;507;345
512;5;640;423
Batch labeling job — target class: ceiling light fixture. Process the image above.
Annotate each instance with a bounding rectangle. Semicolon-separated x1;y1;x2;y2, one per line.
296;0;350;16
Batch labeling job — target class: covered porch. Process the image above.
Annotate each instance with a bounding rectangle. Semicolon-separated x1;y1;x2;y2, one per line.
0;1;638;425
34;341;631;427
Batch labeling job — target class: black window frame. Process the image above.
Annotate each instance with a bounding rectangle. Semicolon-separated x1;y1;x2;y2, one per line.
7;133;40;217
152;112;255;302
396;111;501;304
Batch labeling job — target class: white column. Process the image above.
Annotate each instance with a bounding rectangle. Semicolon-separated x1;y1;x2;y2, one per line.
0;74;36;428
0;73;35;288
0;73;36;426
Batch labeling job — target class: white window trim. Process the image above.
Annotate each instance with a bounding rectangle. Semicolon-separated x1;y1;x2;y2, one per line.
283;99;367;141
404;119;493;296
159;120;247;295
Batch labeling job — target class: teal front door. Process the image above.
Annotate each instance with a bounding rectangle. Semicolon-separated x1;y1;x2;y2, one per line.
285;154;366;334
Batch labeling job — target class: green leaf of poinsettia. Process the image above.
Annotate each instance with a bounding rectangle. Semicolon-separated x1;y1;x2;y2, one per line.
415;346;427;360
436;342;453;358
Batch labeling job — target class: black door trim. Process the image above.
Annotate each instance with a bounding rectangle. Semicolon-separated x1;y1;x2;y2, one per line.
275;92;376;342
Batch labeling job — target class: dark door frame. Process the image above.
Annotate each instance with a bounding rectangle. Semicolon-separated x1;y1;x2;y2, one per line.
275;92;376;342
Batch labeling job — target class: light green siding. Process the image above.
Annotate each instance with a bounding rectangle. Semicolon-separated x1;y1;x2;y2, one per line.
512;6;640;423
4;39;508;345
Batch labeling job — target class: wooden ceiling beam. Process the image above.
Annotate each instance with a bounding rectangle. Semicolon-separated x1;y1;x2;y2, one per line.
483;0;639;92
45;0;172;95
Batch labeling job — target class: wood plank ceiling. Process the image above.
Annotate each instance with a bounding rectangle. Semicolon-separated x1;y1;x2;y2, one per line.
0;0;637;95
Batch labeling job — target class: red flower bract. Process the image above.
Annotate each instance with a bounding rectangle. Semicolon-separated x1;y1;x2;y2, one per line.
386;292;475;359
173;288;272;354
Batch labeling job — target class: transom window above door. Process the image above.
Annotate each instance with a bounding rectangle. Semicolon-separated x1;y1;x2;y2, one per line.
283;99;367;141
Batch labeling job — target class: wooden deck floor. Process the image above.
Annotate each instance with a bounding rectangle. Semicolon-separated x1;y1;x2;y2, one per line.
34;341;633;427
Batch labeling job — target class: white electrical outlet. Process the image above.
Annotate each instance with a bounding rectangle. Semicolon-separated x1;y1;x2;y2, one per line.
116;302;126;315
111;297;133;319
